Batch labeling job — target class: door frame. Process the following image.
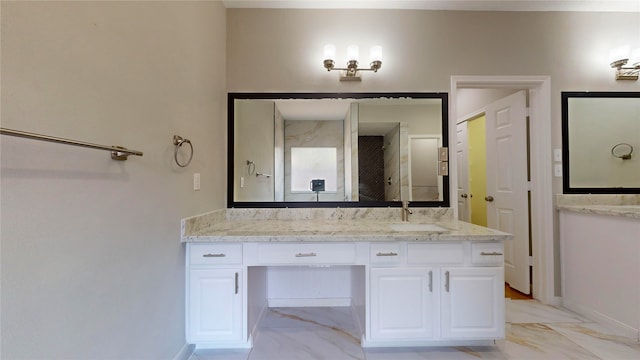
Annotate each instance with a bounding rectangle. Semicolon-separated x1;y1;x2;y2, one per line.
450;76;555;305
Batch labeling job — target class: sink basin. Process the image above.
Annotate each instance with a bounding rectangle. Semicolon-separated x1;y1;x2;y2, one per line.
388;223;450;232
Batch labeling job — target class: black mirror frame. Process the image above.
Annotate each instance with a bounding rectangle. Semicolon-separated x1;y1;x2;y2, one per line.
561;91;640;194
227;92;450;208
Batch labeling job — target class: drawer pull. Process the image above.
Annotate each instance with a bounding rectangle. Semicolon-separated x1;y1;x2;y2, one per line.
203;253;226;258
235;272;239;294
480;251;503;256
428;270;433;292
376;252;398;257
295;252;317;258
445;271;450;292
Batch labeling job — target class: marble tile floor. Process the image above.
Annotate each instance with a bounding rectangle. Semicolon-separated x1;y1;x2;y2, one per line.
189;300;640;360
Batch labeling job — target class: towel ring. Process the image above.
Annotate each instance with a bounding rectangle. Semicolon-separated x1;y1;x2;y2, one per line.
246;160;256;175
173;135;193;167
611;143;633;160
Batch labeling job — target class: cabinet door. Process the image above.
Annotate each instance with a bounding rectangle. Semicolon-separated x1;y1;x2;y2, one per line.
370;267;435;340
188;268;243;343
441;267;504;339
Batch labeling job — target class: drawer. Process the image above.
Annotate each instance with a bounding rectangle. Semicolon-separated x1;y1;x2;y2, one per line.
189;243;243;265
257;243;355;265
370;243;405;265
471;242;504;266
407;243;464;264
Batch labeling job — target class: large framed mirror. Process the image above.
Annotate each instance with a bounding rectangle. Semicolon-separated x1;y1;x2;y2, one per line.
228;92;450;208
561;91;640;194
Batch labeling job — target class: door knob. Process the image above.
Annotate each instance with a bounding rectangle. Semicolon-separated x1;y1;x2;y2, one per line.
485;196;494;202
461;193;468;198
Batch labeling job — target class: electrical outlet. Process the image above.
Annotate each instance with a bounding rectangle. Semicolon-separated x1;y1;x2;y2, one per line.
193;173;201;190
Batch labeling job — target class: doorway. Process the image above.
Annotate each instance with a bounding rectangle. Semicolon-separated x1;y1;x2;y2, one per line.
450;76;555;305
466;115;487;227
457;91;531;295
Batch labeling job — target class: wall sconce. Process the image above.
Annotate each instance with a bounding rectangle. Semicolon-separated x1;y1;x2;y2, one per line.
323;44;382;81
609;45;640;80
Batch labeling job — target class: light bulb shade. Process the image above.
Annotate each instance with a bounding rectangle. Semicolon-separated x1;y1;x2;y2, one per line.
346;45;359;62
609;45;631;66
369;46;383;63
323;44;336;61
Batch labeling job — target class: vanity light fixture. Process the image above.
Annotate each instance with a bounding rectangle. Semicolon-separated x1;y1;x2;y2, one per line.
609;45;640;80
323;44;382;81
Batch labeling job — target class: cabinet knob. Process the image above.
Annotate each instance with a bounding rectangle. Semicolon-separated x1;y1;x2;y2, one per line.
485;196;494;202
461;193;468;198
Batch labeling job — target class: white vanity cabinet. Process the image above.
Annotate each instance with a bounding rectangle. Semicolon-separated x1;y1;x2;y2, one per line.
188;268;243;342
367;242;504;345
440;242;505;339
186;244;246;347
186;240;505;349
370;267;437;340
440;266;504;339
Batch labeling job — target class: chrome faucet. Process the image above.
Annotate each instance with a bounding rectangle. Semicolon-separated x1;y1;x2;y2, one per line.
401;201;413;222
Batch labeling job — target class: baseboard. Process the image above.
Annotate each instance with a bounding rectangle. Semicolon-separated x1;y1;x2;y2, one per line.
268;297;351;307
547;296;563;307
172;343;195;360
350;304;365;337
250;302;268;343
362;338;496;348
562;298;639;341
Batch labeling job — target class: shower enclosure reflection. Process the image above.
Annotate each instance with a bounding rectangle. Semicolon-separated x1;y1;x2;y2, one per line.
228;93;449;208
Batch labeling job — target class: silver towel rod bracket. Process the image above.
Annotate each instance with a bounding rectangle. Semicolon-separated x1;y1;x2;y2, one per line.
111;146;134;161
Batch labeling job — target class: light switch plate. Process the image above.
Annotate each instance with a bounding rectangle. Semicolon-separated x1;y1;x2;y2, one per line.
193;173;201;190
438;147;449;161
438;161;449;176
554;164;562;177
553;148;562;162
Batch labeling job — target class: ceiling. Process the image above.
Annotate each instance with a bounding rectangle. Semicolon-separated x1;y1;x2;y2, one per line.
222;0;640;13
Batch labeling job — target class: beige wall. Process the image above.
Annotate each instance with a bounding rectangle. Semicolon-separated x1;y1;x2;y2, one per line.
227;8;640;298
227;8;639;157
1;1;226;359
2;3;639;358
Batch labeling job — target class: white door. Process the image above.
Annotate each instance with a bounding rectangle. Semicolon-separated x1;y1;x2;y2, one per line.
456;123;470;221
441;267;504;339
188;268;243;343
484;91;530;294
370;267;435;340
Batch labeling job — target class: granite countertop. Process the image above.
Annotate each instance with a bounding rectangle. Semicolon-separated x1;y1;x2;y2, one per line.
556;194;640;220
181;208;511;243
557;204;640;219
